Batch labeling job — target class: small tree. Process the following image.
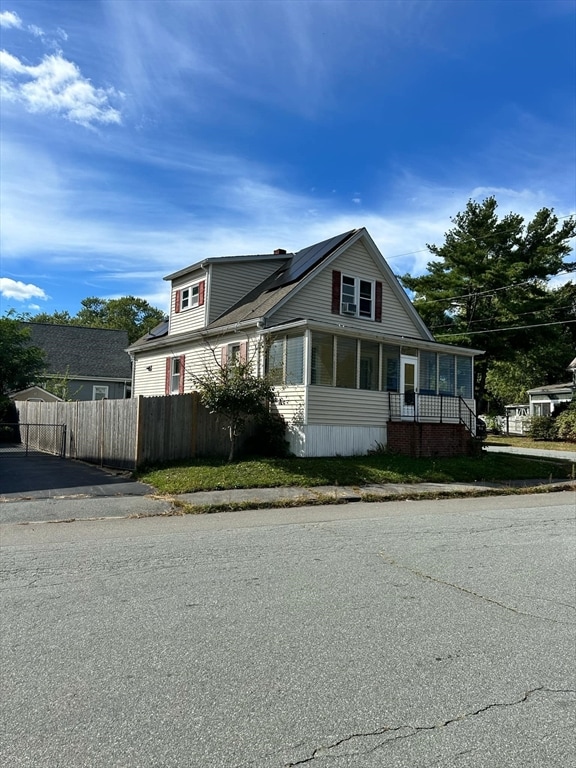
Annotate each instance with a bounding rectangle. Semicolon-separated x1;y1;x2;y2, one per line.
192;356;278;462
43;367;81;401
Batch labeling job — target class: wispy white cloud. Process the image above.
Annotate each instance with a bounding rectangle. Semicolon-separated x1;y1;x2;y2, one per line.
0;49;123;126
0;10;22;29
0;278;47;302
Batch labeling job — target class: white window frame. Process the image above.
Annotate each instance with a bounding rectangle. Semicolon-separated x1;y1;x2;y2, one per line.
341;275;375;320
93;385;109;400
180;281;201;311
228;343;241;362
170;358;181;394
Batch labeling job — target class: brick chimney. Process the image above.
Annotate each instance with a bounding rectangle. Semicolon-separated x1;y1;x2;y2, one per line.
274;248;287;255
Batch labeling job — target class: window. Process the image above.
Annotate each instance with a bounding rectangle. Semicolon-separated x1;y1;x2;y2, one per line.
171;358;181;394
310;332;334;386
359;341;379;390
93;385;109;400
340;275;374;319
285;336;304;385
175;280;205;312
336;337;357;388
382;345;400;392
419;352;437;395
456;356;473;399
165;355;185;395
439;354;455;395
266;336;304;385
267;339;284;385
229;343;241;361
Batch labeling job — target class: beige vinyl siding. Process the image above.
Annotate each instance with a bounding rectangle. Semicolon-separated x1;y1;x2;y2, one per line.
306;386;389;426
272;386;306;423
133;352;170;397
208;259;286;323
169;270;207;335
133;334;263;398
271;241;423;338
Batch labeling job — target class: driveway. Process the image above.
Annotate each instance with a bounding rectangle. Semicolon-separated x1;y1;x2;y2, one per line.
0;450;153;500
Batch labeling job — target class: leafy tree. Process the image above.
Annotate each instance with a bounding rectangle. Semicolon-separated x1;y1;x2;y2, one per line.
192;355;278;462
31;296;165;344
401;197;576;408
0;315;46;409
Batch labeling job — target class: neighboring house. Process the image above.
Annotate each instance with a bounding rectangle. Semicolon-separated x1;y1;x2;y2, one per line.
10;385;63;403
23;323;132;401
527;381;574;417
128;228;482;457
502;358;575;430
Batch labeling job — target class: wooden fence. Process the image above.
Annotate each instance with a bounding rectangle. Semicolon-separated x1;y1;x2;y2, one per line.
15;394;255;469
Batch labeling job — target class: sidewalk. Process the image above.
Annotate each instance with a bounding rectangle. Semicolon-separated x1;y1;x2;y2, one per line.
173;477;575;510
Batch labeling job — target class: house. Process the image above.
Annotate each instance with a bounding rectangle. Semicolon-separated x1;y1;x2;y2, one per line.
22;323;132;401
10;385;63;403
501;358;575;432
527;380;574;417
128;228;483;457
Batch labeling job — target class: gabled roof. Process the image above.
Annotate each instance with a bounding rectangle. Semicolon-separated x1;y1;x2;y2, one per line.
25;323;132;379
206;228;433;341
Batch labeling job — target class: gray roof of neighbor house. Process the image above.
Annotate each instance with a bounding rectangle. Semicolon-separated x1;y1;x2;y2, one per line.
25;323;132;379
527;381;574;396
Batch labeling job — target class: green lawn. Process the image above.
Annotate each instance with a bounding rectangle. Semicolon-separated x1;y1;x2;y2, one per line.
485;435;576;452
137;451;574;494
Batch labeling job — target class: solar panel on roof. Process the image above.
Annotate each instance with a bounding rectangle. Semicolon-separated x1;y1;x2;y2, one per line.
146;319;169;339
274;230;356;286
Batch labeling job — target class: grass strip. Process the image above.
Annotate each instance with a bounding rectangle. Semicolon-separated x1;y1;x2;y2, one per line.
136;452;574;494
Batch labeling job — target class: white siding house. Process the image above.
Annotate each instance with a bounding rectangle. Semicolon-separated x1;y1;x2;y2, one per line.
129;228;482;457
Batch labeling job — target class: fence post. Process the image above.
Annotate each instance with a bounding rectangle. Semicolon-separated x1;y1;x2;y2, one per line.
135;395;145;468
191;392;198;458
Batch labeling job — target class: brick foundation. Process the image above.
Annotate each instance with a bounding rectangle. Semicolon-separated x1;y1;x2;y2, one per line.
387;422;476;458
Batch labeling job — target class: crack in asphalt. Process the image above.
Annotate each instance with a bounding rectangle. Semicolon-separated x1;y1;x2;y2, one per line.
378;553;576;625
284;688;575;766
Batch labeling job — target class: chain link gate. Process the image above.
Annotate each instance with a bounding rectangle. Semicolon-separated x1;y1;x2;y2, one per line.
0;423;67;458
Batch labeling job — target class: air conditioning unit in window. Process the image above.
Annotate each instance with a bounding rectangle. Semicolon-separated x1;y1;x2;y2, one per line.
341;302;357;315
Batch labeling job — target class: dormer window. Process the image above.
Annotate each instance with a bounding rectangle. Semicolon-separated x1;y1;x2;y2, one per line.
175;279;205;313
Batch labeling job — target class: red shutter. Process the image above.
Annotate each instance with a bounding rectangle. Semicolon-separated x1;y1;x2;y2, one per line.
221;346;228;367
179;355;185;394
174;290;181;314
375;281;383;323
331;270;341;314
199;280;205;306
165;358;171;395
239;342;248;363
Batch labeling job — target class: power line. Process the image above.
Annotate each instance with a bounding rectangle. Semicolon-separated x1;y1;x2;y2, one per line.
385;212;575;263
407;270;574;307
430;303;576;331
435;318;576;338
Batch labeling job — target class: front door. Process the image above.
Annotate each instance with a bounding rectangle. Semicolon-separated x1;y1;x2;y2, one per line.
400;355;418;418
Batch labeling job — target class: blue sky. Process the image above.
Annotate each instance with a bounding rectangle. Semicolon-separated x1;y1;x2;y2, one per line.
1;0;575;317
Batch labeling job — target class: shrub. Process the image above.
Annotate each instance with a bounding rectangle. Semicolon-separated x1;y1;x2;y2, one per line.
242;412;291;458
527;415;558;441
556;399;576;443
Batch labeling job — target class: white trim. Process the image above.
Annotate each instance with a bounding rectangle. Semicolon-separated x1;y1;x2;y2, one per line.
93;384;109;400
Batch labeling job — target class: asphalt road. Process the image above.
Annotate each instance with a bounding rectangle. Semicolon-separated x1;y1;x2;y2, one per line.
1;493;575;767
